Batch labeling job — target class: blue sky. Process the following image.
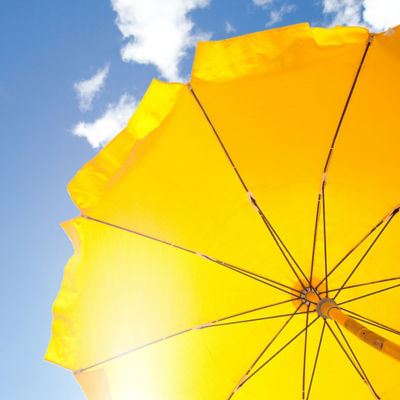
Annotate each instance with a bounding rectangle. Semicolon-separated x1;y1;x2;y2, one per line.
1;0;399;398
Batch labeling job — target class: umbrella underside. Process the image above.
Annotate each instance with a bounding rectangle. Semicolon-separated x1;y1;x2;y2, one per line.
46;23;400;399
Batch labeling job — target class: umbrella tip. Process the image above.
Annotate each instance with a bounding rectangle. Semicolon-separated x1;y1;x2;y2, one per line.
233;374;248;394
383;27;396;37
365;379;381;399
247;191;260;212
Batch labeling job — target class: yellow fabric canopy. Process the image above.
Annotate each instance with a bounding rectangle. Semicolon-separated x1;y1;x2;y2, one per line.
46;23;400;399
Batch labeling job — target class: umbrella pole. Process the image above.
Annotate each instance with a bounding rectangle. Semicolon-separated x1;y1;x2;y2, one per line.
318;299;400;362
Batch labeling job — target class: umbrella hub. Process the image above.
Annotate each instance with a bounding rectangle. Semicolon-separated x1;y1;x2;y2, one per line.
291;279;325;311
300;287;320;309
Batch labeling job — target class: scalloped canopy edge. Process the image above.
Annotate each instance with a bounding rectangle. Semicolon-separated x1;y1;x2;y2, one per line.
67;22;383;212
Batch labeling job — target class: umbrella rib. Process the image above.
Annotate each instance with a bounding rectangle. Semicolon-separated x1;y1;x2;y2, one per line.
325;321;365;382
212;310;314;328
319;276;400;295
230;315;320;396
247;316;319;382
186;84;249;192
309;191;321;285
333;208;398;300
306;321;326;400
337;283;400;306
258;211;310;288
187;84;309;289
334;322;381;399
214;262;297;297
227;304;303;399
302;306;310;400
315;206;399;291
341;308;400;336
322;33;373;174
313;33;373;290
74;326;194;375
212;298;299;324
322;183;328;292
75;299;299;375
81;215;300;296
315;218;384;290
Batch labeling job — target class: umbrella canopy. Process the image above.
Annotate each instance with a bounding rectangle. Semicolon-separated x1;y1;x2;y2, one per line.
46;23;400;399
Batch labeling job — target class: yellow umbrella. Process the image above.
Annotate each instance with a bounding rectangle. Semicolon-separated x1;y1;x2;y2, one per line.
46;23;400;399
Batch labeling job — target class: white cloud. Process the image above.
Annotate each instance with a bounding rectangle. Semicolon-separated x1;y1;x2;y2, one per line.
72;94;137;148
225;21;236;33
110;0;211;82
265;10;282;27
363;0;400;32
265;4;296;27
251;1;296;27
322;0;362;27
252;0;275;7
74;65;110;111
322;0;400;32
